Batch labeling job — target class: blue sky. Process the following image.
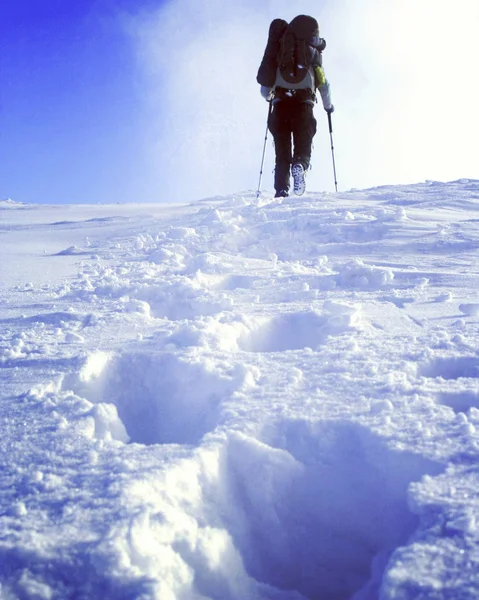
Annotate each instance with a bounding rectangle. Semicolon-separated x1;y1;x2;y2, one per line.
1;0;158;204
1;0;478;204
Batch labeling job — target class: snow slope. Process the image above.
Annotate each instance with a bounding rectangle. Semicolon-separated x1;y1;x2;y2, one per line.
1;180;479;599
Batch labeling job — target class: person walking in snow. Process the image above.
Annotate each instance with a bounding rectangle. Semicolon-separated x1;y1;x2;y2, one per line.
257;15;334;198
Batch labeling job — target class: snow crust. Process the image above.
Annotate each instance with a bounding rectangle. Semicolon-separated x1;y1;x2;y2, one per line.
2;180;479;599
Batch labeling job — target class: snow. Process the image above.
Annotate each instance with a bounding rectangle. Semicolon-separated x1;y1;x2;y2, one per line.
1;180;479;599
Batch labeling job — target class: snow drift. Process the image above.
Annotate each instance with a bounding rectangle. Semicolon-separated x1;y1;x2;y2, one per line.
2;180;479;599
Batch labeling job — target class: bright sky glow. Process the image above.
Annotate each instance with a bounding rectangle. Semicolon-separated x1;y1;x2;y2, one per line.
1;0;478;203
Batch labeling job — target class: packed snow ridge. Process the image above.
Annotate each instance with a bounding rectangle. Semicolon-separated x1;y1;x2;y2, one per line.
2;179;479;599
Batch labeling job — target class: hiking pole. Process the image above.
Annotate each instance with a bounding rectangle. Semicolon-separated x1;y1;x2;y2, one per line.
256;101;273;199
327;111;338;192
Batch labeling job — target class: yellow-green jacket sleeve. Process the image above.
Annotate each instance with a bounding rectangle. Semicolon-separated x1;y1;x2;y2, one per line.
314;66;333;110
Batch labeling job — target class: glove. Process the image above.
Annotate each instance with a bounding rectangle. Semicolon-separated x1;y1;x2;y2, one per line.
260;85;273;102
325;104;335;114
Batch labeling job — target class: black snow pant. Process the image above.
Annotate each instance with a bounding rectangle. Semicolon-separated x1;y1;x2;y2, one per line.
268;99;317;194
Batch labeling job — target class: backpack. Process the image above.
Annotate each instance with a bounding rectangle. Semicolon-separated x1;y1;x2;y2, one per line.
256;18;288;87
257;15;326;89
278;15;322;85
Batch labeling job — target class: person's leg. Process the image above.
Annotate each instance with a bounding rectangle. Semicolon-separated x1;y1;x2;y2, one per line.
268;102;293;196
290;103;317;195
291;103;317;170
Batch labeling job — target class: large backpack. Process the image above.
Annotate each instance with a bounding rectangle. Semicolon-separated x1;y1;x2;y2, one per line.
257;15;325;89
278;15;322;85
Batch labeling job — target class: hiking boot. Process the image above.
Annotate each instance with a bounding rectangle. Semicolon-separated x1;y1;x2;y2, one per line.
274;189;289;198
291;163;306;196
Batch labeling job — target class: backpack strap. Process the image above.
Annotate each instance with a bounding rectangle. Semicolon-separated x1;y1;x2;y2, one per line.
273;87;316;104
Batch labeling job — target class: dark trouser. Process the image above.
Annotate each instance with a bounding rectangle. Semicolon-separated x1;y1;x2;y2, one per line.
268;100;317;194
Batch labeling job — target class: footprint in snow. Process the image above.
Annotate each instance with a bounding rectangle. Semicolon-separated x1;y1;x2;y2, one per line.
62;350;236;446
216;419;442;600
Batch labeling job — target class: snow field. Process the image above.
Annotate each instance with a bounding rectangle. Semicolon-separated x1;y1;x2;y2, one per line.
1;180;479;598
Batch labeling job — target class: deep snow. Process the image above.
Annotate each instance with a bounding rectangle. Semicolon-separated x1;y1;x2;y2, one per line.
1;180;479;599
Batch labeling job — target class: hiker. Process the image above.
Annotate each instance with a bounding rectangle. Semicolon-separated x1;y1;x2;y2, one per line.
257;15;334;197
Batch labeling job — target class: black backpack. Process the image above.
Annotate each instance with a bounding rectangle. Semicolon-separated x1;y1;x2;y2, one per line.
256;18;288;87
257;15;326;88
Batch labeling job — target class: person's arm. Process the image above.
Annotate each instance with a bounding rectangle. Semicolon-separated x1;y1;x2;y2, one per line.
260;85;274;101
314;65;334;112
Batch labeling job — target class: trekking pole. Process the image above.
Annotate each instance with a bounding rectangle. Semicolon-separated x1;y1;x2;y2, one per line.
256;101;273;199
327;111;338;192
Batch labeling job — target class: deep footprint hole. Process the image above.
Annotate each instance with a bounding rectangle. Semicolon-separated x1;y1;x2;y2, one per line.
218;420;443;600
239;312;329;353
437;391;479;413
66;351;232;445
420;356;479;380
